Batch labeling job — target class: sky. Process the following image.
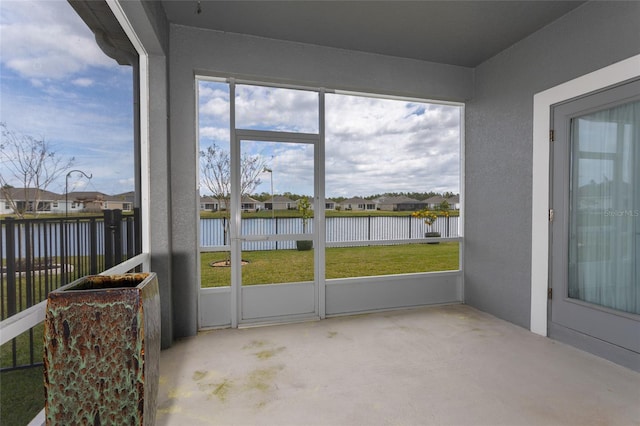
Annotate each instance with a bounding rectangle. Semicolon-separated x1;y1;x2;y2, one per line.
0;0;461;200
199;82;461;199
0;0;134;195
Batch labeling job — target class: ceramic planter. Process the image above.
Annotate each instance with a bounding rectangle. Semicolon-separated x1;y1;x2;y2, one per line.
44;273;160;426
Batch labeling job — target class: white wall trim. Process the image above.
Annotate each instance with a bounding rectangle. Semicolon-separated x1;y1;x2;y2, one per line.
530;54;640;336
107;1;151;260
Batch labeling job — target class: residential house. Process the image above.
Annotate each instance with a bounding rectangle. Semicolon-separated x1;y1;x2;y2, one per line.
447;195;460;210
0;188;61;215
376;195;428;212
424;195;460;211
340;197;376;211
265;195;295;211
200;196;221;212
1;188;135;215
241;196;262;212
424;195;446;210
297;198;337;210
67;191;106;212
324;199;337;210
111;191;135;211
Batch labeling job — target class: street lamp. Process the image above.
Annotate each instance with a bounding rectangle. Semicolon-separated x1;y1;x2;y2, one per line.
65;170;93;216
263;167;274;221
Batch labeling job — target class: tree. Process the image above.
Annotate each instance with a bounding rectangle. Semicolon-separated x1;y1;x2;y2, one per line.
199;143;268;210
200;143;268;263
0;123;75;217
296;196;313;251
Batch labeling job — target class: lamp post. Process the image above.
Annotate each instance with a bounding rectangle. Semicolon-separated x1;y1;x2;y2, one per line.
65;170;93;216
263;167;274;221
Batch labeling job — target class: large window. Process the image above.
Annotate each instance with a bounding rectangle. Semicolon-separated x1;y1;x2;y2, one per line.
324;93;461;278
197;79;462;288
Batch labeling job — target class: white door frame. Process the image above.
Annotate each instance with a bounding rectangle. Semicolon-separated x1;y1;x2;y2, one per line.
228;81;326;327
231;131;322;326
531;55;640;336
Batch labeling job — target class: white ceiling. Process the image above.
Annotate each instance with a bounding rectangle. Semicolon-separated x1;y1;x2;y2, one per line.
161;1;585;67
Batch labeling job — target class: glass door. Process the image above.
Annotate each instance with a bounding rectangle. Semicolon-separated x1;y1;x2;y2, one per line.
231;131;319;324
550;79;640;368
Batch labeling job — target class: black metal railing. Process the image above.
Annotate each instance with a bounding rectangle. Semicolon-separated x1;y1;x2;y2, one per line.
0;209;141;371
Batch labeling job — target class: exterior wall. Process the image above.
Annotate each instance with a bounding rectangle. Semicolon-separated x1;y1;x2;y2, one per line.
465;1;640;328
0;201;12;215
117;0;174;348
169;26;473;338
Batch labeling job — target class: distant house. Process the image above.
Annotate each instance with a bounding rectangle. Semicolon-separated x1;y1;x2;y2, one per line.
294;198;339;210
67;191;132;212
0;188;61;215
340;197;376;211
112;191;136;211
265;195;295;211
0;188;136;215
200;196;222;212
424;195;446;210
199;196;262;212
324;199;337;210
447;195;460;210
424;195;460;211
241;196;262;212
376;196;427;212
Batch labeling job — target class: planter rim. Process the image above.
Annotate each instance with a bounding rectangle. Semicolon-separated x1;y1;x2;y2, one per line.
51;272;156;294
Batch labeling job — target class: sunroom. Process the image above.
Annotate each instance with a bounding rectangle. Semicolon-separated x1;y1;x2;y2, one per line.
3;0;639;424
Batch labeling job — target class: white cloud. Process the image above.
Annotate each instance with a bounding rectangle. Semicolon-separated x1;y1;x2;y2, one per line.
116;178;135;194
72;78;94;87
1;81;135;195
197;85;461;198
324;94;460;197
200;126;230;144
0;1;116;80
235;85;318;133
0;0;135;196
67;179;89;192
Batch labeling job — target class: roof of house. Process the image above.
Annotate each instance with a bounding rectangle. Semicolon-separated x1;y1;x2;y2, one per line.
376;195;423;205
267;195;295;203
200;195;220;202
425;195;446;204
112;191;136;202
1;187;61;200
66;191;107;200
341;197;369;204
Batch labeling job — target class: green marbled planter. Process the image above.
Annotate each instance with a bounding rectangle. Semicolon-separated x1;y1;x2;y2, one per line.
44;273;160;426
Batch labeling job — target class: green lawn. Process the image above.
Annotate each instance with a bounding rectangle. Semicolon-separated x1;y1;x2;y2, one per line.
1;324;45;426
1;367;44;426
201;242;459;287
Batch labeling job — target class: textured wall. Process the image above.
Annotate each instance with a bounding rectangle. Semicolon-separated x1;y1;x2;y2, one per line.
465;1;640;328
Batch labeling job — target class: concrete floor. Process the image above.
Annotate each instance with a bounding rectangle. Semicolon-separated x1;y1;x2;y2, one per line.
156;304;640;426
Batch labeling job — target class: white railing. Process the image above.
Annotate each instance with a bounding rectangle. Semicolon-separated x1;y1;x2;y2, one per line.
0;252;150;426
200;216;460;250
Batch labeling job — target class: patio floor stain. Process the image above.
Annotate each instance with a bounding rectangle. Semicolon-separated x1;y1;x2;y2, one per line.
253;346;285;360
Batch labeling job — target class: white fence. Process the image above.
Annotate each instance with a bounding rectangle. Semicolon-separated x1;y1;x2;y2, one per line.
201;216;459;250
